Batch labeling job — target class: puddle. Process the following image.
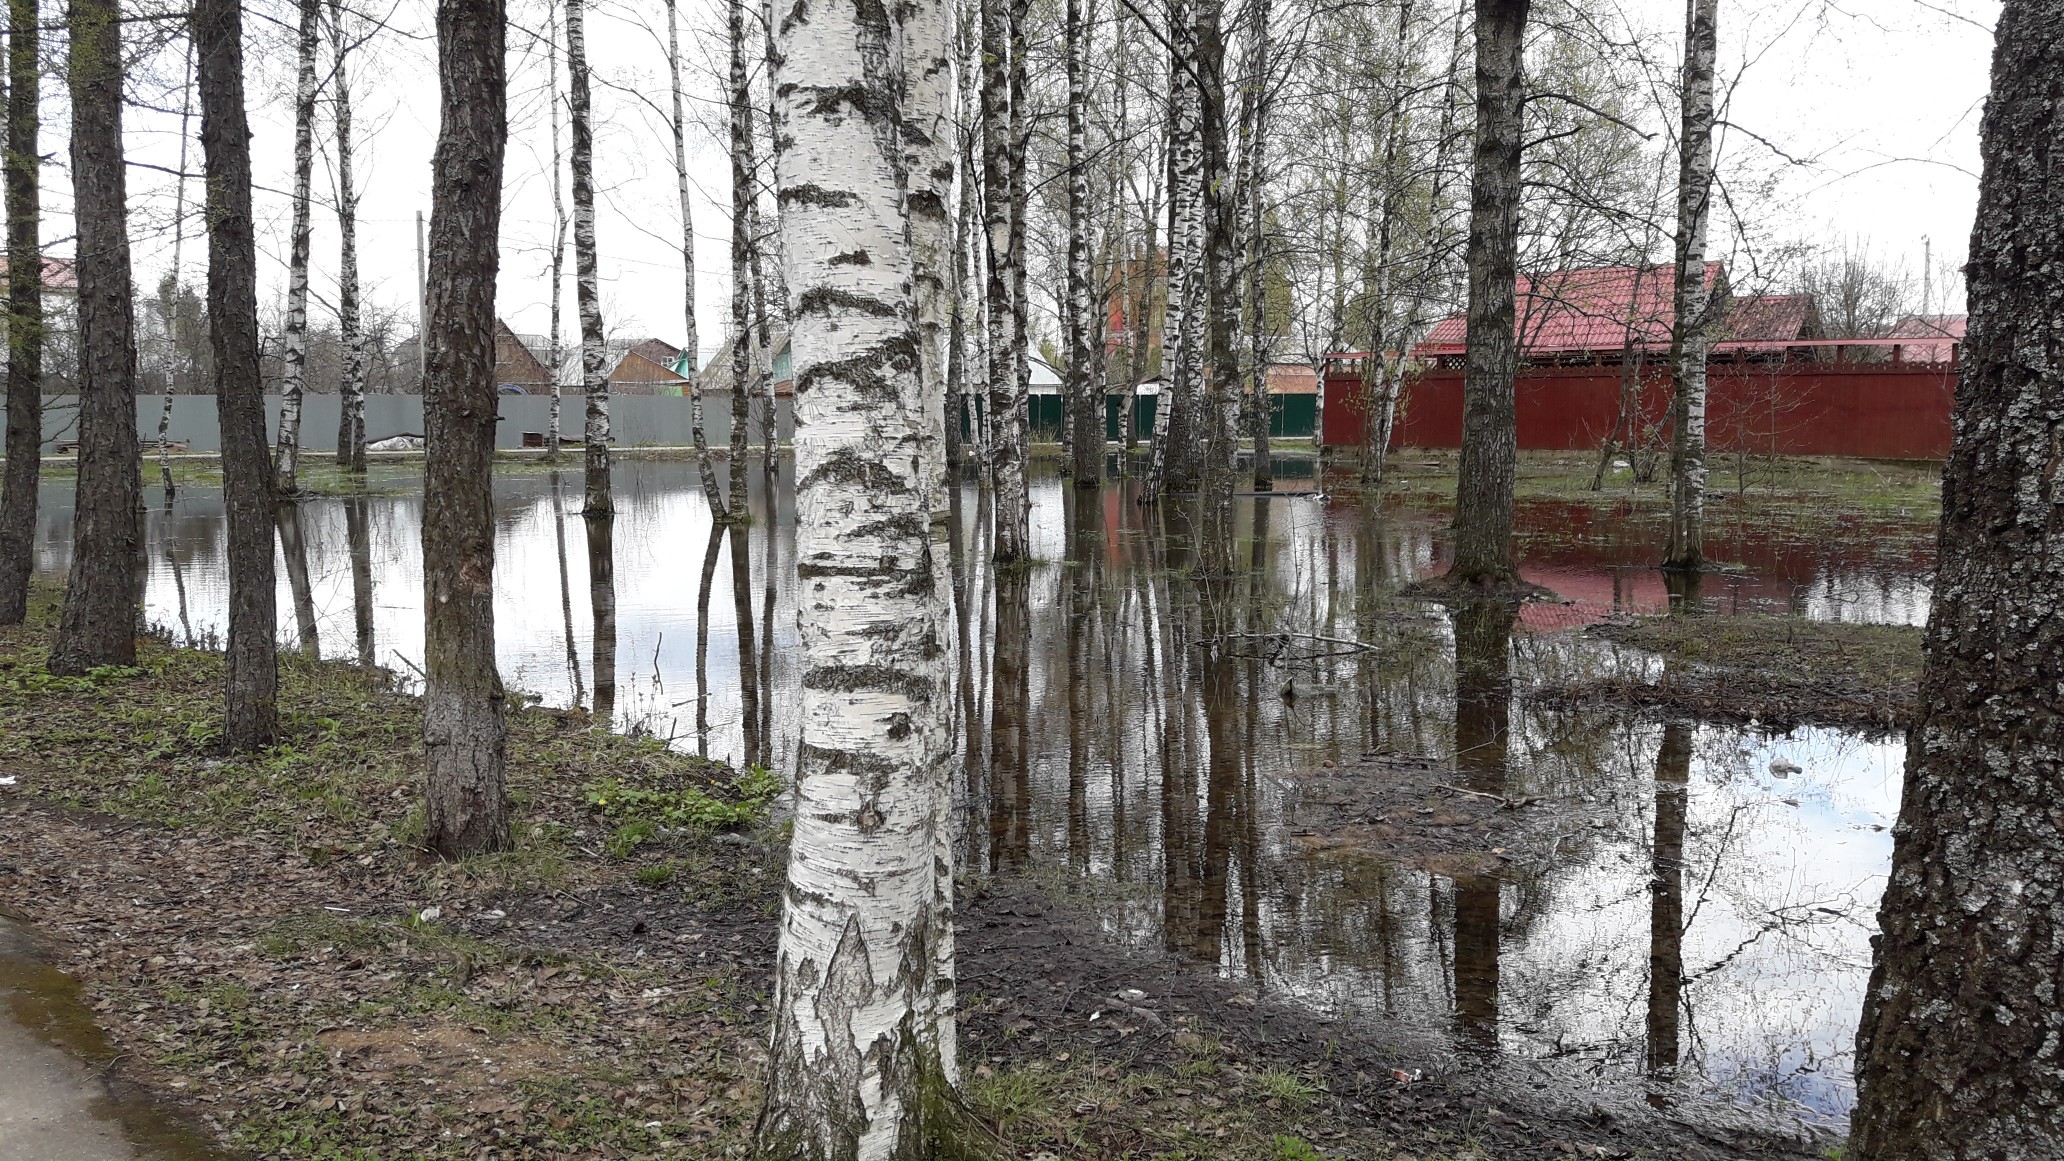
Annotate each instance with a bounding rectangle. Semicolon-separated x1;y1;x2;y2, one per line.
0;918;224;1159
30;454;1933;1131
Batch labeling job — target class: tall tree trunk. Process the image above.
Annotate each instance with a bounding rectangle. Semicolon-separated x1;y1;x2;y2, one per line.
196;0;278;748
944;160;970;471
748;181;778;486
1006;0;1030;479
1197;0;1240;572
1444;0;1529;587
274;0;320;495
420;0;509;857
687;0;729;518
567;0;609;515
51;0;140;674
903;0;954;515
980;0;1029;560
0;0;40;626
662;0;696;377
724;0;756;518
1241;0;1272;490
755;0;784;493
547;5;567;456
1153;0;1205;496
756;0;966;1145
1848;4;2064;1154
155;50;192;505
1064;0;1099;486
725;521;758;768
332;0;366;474
1662;0;1716;572
693;521;720;754
1127;169;1160;458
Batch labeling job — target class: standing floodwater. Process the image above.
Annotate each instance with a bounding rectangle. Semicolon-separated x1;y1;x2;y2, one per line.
0;920;225;1159
30;453;1933;1129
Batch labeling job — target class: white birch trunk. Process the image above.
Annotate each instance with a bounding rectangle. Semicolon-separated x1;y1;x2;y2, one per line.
1150;0;1204;495
665;0;696;371
1240;0;1272;488
757;0;963;1149
547;6;567;455
332;0;366;474
1063;0;1099;486
904;0;954;519
567;0;610;514
754;0;782;484
156;41;193;502
1004;0;1032;527
681;0;730;514
724;0;758;516
274;0;320;493
1664;0;1717;571
979;0;1027;558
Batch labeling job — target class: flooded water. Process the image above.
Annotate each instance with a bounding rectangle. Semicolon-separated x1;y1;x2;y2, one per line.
31;455;1936;1131
0;919;224;1158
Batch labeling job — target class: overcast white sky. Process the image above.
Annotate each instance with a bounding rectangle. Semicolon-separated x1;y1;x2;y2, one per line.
61;0;2000;370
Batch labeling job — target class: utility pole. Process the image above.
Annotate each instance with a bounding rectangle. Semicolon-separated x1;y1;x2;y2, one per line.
1922;235;1932;317
416;209;427;384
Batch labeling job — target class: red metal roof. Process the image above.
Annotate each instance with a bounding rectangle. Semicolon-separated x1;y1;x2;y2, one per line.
0;256;77;292
1725;294;1818;342
1417;262;1723;355
1886;314;1965;362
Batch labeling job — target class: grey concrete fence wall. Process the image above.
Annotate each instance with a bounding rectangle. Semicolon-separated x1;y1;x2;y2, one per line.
7;392;793;455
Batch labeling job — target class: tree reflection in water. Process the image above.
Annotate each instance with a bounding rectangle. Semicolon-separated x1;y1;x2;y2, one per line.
1449;597;1518;1057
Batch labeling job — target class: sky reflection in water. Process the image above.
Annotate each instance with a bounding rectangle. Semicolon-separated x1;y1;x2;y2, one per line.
33;456;1931;1129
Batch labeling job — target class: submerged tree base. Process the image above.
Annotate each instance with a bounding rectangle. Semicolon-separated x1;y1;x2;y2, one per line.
1400;571;1553;604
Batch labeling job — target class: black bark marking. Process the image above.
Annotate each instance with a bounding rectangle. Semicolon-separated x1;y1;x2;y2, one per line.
802;662;934;703
799;285;900;318
780;181;859;208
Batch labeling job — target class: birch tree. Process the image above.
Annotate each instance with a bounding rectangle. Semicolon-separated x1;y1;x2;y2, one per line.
1442;0;1529;588
681;0;728;516
197;0;277;748
332;0;367;474
904;0;956;516
546;7;568;455
1196;0;1240;563
567;0;610;515
1150;0;1206;496
274;0;320;494
723;0;756;517
1661;0;1716;572
153;51;192;503
1240;0;1272;491
1063;0;1100;486
420;0;509;857
51;0;141;675
981;0;1030;561
1848;1;2064;1152
755;0;969;1145
0;0;40;626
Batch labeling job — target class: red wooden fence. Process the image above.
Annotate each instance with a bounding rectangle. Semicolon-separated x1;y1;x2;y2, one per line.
1323;345;1957;460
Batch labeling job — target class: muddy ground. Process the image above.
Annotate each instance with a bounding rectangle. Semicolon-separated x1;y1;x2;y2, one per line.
0;595;1832;1160
1531;614;1920;734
